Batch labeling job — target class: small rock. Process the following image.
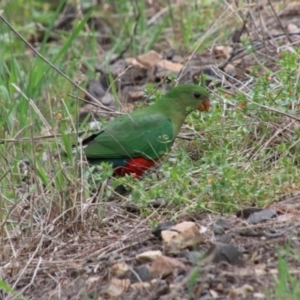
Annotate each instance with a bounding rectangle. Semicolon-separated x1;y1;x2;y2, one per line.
101;93;114;105
136;250;163;263
172;54;183;63
157;60;183;73
162;221;204;255
111;262;130;278
129;265;152;283
86;79;106;100
211;218;231;235
103;278;130;297
218;234;232;244
204;243;243;265
149;255;186;278
247;209;277;224
216;283;224;292
211;224;225;235
137;50;162;68
152;221;174;239
181;250;202;265
236;207;262;219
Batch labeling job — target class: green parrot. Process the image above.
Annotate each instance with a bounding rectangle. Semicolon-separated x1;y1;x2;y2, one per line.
81;84;210;178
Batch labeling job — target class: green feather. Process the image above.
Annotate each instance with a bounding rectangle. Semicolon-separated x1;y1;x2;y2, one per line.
82;84;209;161
83;113;174;160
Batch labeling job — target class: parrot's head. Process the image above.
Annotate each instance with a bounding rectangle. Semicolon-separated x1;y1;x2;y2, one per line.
165;84;210;114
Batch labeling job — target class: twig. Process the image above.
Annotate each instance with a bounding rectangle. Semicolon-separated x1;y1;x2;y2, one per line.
267;0;293;44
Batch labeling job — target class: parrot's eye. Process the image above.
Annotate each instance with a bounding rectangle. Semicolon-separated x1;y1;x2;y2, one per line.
194;92;201;98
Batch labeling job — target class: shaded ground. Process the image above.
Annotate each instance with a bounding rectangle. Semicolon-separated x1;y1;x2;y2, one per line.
2;1;300;299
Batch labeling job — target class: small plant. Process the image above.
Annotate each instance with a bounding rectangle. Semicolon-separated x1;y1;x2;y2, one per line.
274;249;300;299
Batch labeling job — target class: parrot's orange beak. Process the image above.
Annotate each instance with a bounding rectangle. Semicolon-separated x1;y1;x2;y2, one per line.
198;98;210;112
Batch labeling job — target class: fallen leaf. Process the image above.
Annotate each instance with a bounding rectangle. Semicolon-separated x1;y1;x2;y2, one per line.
130;282;151;290
103;278;130;297
137;50;162;68
157;60;183;73
136;250;163;263
111;262;130;278
149;255;186;278
125;57;145;68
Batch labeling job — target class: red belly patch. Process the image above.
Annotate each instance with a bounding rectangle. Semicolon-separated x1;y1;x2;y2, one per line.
115;157;156;178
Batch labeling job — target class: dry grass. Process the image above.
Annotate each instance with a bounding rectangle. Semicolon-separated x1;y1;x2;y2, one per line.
1;0;300;299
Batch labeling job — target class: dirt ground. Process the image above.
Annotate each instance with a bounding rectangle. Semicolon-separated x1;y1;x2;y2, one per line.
3;195;300;299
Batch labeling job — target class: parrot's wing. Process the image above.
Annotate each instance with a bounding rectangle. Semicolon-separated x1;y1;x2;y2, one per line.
82;112;175;160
